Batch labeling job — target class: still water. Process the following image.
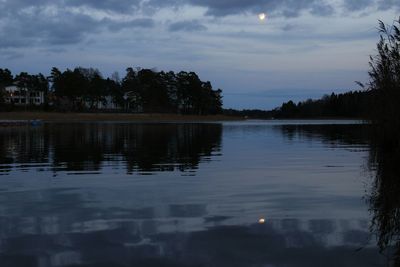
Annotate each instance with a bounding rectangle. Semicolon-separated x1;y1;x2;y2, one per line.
0;121;390;266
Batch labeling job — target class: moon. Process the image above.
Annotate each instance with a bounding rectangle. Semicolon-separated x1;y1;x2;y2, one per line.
258;13;266;21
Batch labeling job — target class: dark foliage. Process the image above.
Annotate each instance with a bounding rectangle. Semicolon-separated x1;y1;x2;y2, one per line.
272;90;372;119
0;67;223;115
367;17;400;266
49;67;223;114
224;90;372;119
0;68;13;106
0;68;13;89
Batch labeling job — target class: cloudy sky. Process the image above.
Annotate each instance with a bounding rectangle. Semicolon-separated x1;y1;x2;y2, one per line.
0;0;398;109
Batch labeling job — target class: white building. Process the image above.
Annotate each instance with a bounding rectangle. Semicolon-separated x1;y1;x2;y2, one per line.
83;96;121;110
4;85;45;106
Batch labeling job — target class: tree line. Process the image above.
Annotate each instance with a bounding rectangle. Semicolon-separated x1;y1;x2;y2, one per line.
0;67;223;115
272;90;373;118
225;19;399;122
224;90;373;119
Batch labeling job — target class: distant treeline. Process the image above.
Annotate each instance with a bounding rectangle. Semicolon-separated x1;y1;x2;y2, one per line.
223;108;274;119
224;90;372;119
273;90;372;118
226;19;399;121
0;67;223;115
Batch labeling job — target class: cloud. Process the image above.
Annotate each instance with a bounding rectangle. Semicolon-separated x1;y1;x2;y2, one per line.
1;0;399;51
310;2;335;16
0;7;100;48
168;20;207;32
342;0;400;12
281;24;296;32
0;1;156;49
377;0;400;10
185;0;335;17
0;0;142;14
197;0;400;16
0;50;24;60
67;0;142;13
155;0;400;17
343;0;375;11
106;18;155;31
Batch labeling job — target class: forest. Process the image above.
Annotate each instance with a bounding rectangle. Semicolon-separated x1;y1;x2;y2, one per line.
223;90;372;119
0;67;223;115
271;90;373;118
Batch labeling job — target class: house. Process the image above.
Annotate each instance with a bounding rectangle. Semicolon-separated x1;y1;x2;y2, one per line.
98;96;123;110
83;92;143;112
82;96;121;110
4;85;45;106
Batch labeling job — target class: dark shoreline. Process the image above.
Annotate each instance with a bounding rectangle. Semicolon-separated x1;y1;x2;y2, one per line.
0;112;244;123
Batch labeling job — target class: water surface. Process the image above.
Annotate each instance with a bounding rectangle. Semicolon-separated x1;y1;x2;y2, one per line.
0;120;388;267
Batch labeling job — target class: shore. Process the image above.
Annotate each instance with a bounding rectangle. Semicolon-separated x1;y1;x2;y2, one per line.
0;112;244;122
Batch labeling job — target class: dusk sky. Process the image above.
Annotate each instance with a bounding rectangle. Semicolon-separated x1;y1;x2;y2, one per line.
0;0;399;109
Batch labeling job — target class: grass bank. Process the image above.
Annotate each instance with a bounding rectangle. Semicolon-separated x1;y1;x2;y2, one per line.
0;112;244;122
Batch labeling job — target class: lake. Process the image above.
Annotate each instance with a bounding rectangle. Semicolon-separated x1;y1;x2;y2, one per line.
0;120;393;267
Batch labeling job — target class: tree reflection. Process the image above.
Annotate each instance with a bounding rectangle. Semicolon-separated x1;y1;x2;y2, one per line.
278;123;400;266
278;124;370;146
369;127;400;266
0;122;393;267
0;123;222;175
